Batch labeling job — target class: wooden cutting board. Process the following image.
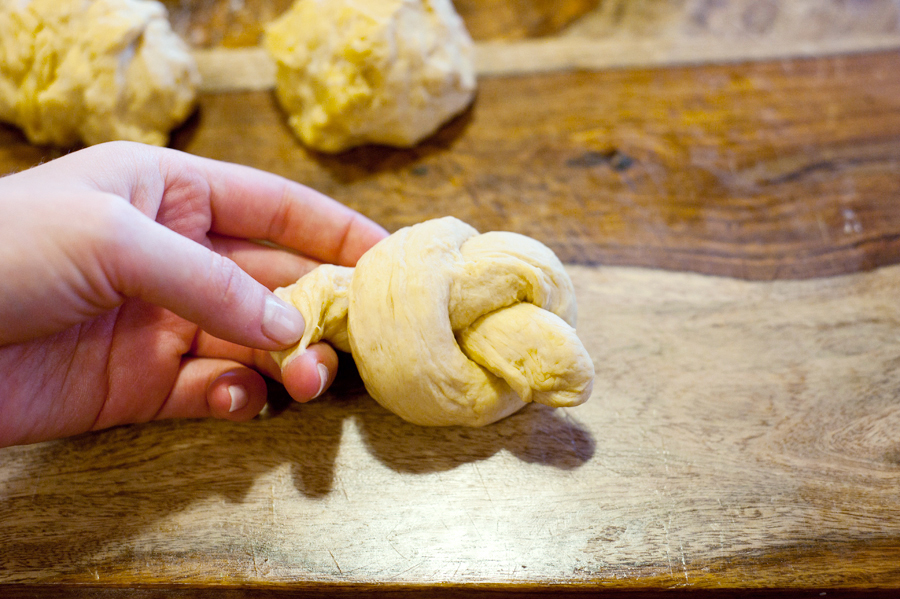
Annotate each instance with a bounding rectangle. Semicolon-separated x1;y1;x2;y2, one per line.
3;1;900;596
1;263;899;595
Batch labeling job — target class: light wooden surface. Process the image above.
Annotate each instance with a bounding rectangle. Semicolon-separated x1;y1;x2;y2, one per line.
3;0;900;596
2;264;900;593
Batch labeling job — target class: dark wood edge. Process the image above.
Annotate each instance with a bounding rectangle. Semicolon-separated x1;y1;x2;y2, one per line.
2;584;899;598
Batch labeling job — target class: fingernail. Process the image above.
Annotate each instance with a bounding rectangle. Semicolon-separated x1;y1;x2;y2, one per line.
262;295;305;345
228;385;249;413
313;363;329;399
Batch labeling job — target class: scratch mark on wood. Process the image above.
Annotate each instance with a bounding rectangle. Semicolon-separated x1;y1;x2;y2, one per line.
660;513;675;577
465;512;481;538
328;549;343;574
250;542;261;577
389;540;408;560
472;463;496;511
394;561;425;578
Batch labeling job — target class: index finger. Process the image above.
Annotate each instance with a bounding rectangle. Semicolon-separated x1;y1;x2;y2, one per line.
163;151;388;266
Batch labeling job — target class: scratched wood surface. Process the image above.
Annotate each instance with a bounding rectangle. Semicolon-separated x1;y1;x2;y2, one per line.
2;264;900;596
4;0;900;596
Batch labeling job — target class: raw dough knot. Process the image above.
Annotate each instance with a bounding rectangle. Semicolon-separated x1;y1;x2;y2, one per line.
272;217;594;426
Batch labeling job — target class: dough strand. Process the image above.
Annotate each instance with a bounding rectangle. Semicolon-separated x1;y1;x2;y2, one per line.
273;217;594;427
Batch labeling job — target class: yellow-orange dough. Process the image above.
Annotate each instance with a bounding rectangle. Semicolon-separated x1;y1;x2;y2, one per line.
272;217;594;427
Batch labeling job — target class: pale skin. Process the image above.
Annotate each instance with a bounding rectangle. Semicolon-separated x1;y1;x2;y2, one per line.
0;142;388;448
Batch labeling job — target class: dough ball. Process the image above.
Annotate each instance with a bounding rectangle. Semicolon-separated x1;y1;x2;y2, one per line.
263;0;476;153
272;217;595;427
0;0;199;147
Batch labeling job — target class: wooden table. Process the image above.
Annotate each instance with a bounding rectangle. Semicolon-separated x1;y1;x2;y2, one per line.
3;1;900;596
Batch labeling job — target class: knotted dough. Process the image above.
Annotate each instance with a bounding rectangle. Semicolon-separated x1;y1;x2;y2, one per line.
272;217;594;427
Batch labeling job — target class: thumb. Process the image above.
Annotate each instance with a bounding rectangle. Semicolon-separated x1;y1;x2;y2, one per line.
108;209;305;350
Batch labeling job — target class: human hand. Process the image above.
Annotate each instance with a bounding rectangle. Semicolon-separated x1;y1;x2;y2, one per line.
0;142;387;447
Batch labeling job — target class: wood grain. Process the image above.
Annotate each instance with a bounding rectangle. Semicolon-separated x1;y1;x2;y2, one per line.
5;51;900;280
2;263;900;593
4;6;900;593
151;51;900;280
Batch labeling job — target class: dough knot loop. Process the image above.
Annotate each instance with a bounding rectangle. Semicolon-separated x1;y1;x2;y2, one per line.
273;217;594;426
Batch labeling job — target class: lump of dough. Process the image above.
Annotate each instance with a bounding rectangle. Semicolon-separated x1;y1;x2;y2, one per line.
0;0;199;147
263;0;476;153
272;217;594;427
